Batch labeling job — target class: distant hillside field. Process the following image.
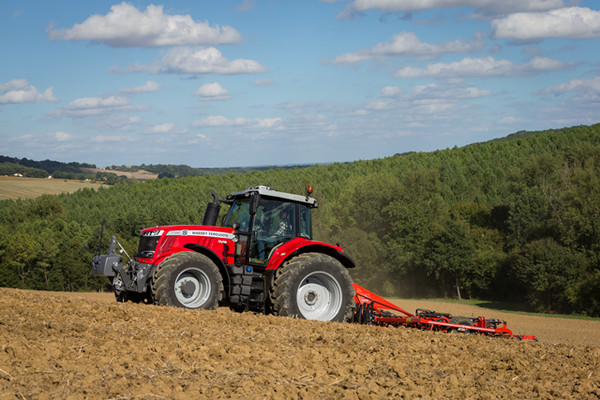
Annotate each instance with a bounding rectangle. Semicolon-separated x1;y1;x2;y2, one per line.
0;176;100;200
81;167;158;180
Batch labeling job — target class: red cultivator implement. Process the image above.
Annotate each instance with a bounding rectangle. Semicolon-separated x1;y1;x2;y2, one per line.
352;284;537;341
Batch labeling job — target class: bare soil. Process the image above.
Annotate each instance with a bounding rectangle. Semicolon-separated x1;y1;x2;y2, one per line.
1;288;599;399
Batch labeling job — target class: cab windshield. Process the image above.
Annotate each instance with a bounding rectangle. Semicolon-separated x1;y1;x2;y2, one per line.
224;199;251;230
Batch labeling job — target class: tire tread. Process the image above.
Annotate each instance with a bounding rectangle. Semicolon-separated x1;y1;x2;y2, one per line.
272;253;355;322
152;252;223;309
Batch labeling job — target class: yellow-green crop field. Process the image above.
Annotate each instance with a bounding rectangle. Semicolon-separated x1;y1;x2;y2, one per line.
0;176;101;200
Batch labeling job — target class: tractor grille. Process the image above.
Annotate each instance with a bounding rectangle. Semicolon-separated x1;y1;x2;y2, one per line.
137;235;160;259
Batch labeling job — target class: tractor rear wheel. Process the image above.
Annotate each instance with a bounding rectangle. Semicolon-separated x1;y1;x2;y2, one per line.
272;253;355;322
153;252;223;309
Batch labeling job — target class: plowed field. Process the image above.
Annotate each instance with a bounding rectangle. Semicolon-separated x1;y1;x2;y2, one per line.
1;288;599;399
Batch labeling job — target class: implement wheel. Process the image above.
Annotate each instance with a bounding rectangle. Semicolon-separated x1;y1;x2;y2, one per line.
449;316;474;326
273;253;355;322
153;252;223;309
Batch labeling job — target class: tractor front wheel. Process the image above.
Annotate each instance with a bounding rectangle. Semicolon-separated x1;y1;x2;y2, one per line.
273;253;355;322
153;252;223;309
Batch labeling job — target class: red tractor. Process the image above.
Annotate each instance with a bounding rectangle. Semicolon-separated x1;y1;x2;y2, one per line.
93;186;356;322
92;185;536;339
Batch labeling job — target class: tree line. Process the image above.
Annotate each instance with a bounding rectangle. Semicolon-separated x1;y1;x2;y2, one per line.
0;154;310;180
0;156;96;180
0;124;599;316
106;163;313;178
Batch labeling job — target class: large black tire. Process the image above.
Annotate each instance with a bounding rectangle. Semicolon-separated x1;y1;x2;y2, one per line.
152;252;223;310
272;253;355;322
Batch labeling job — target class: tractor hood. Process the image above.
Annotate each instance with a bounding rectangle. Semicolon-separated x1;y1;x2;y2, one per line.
137;225;235;263
141;225;235;239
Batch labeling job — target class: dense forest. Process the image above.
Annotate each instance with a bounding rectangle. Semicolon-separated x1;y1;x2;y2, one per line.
1;124;599;316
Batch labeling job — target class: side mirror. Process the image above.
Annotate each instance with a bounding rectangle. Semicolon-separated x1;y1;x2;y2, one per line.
250;193;260;216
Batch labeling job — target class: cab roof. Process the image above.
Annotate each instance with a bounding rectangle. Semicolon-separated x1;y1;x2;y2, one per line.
226;185;318;208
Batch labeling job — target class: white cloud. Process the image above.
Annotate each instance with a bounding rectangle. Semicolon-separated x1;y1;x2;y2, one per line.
380;86;403;97
98;115;142;132
365;99;394;110
355;82;491;124
54;95;146;118
275;101;335;115
340;80;512;137
343;0;568;17
499;116;520;124
527;56;569;71
254;78;274;86
53;131;76;142
193;82;232;100
193;115;240;127
328;50;372;64
6;131;80;151
193;115;283;129
256;118;283;128
394;56;573;79
411;82;491;99
90;135;134;143
116;46;267;75
492;7;600;41
187;133;209;145
541;76;600;104
47;2;242;47
543;76;600;94
121;81;163;94
0;79;58;104
236;0;256;12
149;123;176;134
329;32;484;64
374;32;484;57
270;114;337;138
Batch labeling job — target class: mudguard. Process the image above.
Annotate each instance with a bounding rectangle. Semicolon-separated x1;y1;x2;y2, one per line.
265;237;355;271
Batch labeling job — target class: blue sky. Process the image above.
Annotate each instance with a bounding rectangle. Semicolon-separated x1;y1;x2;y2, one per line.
1;1;599;168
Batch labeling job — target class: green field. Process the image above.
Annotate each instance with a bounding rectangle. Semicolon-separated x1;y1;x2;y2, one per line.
0;176;100;200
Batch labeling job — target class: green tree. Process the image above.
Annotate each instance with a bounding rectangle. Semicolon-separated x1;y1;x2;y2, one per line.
327;172;405;294
385;168;446;251
512;238;586;312
31;226;61;290
4;230;41;288
567;270;600;316
422;219;474;300
27;194;64;220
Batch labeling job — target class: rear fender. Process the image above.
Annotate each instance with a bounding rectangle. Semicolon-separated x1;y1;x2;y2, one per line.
265;237;355;271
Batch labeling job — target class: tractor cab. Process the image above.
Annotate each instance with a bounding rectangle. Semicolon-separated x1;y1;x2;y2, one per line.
222;186;318;266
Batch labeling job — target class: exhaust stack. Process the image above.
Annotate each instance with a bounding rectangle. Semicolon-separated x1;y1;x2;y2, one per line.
202;190;221;226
